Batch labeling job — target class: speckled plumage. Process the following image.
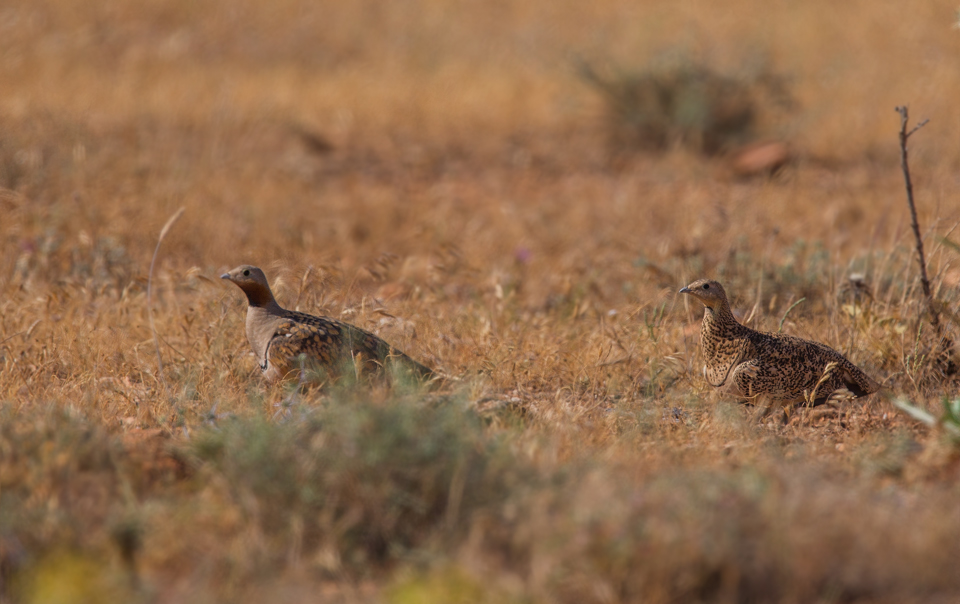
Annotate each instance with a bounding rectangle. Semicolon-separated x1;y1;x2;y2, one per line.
222;265;434;383
680;279;880;408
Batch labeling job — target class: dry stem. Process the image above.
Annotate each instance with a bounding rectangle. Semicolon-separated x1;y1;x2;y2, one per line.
895;106;938;332
147;207;186;393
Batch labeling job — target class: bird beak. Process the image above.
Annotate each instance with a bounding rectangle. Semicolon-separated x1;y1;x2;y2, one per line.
220;273;230;280
678;287;691;295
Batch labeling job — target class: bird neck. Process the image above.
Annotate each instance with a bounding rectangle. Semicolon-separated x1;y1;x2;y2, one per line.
702;302;743;337
243;285;279;309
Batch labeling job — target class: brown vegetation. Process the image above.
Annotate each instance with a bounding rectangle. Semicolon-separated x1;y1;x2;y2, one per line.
2;1;960;602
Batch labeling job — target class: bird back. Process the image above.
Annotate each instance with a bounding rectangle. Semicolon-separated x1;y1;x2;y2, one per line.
274;309;435;382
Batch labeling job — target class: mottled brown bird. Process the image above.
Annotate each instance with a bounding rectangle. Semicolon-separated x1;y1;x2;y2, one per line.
680;279;880;413
222;265;434;384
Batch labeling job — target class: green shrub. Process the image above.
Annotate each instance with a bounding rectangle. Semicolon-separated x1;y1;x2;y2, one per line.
189;392;527;569
580;58;791;156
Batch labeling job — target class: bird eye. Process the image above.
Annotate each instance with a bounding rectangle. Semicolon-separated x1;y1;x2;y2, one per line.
702;283;709;290
243;269;250;277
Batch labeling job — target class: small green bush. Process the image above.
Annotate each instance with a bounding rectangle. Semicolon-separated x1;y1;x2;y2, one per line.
189;392;527;569
580;58;792;156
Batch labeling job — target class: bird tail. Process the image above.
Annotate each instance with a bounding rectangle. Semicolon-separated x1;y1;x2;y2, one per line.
385;348;438;385
846;367;881;396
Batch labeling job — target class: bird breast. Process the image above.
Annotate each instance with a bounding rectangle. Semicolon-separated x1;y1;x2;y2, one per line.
245;306;282;366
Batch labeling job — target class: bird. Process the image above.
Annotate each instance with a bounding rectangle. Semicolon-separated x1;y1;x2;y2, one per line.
221;265;435;384
679;278;880;416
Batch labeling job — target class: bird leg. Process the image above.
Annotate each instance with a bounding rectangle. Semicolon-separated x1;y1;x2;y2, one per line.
782;403;796;425
295;354;310;390
749;393;778;422
352;351;363;383
274;355;309;420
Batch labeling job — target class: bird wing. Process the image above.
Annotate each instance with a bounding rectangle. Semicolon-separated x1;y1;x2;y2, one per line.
740;333;879;404
703;336;750;387
263;316;346;379
334;321;436;380
267;310;433;381
730;356;813;404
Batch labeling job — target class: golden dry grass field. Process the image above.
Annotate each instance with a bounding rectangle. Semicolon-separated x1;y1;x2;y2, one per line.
2;1;960;602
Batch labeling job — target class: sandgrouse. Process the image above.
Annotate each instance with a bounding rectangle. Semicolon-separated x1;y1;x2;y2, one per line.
680;279;880;412
222;265;434;383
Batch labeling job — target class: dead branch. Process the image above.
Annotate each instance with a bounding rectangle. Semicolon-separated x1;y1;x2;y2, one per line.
895;106;940;332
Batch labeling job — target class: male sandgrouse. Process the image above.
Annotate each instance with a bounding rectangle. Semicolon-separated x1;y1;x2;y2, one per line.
222;265;434;383
680;279;880;413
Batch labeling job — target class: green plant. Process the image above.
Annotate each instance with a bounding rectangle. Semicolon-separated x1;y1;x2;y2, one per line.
188;391;526;570
579;58;791;156
891;396;960;443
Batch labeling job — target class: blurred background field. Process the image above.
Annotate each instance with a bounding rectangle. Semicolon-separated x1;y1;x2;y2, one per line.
2;1;960;603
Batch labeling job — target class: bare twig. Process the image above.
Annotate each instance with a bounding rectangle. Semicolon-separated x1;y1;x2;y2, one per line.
0;318;39;347
895;106;939;332
0;332;23;347
147;207;186;392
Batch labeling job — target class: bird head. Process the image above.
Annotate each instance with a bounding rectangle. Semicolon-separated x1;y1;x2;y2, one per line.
221;265;276;307
678;279;729;310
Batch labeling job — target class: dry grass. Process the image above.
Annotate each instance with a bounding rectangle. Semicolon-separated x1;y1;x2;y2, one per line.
2;1;960;602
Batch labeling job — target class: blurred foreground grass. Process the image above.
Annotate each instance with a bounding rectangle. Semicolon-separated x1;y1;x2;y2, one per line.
3;394;959;604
